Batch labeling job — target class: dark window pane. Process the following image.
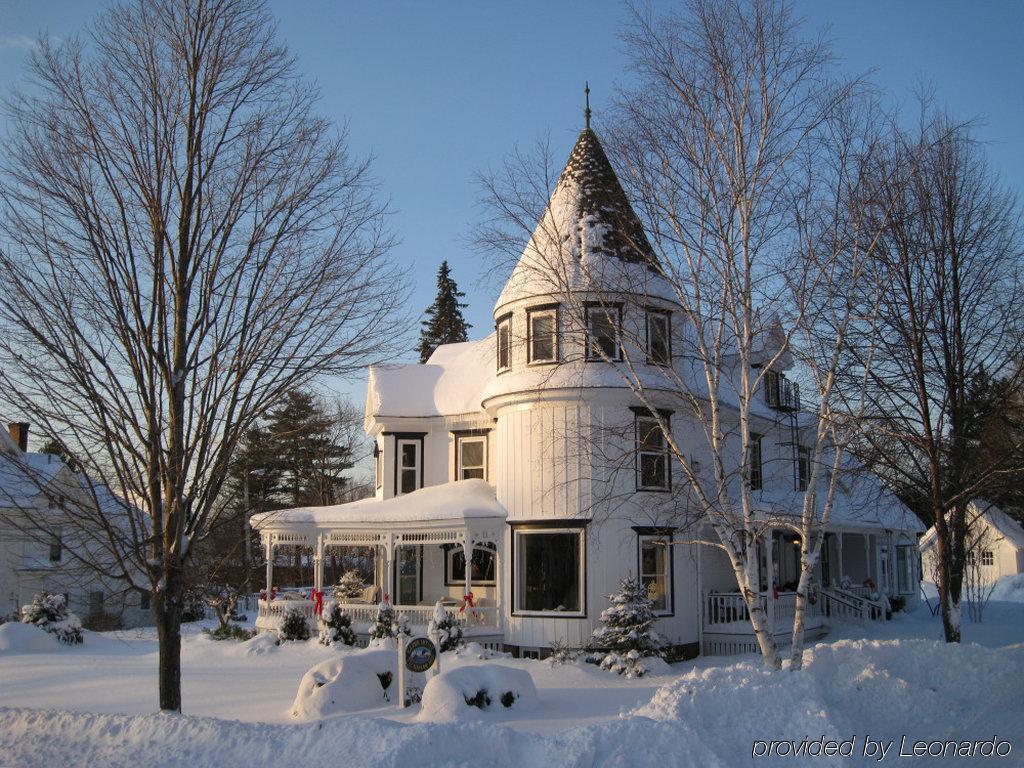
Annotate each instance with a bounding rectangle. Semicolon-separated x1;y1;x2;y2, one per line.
638;419;664;451
401;443;417;468
461;440;483;467
640;454;666;488
588;309;618;359
401;468;417;494
462;467;485;480
450;545;496;583
518;532;580;612
648;314;670;364
497;323;510;369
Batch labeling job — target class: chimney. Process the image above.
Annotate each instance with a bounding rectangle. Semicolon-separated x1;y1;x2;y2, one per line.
8;422;29;452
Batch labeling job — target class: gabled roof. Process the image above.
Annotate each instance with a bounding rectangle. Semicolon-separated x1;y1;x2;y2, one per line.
921;501;1024;551
0;451;66;508
495;127;677;310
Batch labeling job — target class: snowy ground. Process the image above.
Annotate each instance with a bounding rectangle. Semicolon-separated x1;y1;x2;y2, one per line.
1;580;1023;767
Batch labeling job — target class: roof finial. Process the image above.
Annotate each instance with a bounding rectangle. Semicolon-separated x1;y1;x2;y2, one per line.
584;81;592;130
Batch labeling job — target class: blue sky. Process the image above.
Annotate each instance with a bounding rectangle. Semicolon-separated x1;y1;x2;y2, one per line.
2;1;1022;410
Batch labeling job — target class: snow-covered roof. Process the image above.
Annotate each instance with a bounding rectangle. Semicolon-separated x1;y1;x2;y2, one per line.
753;466;925;534
250;479;507;529
365;337;495;419
921;501;1024;551
0;451;65;508
495;128;678;311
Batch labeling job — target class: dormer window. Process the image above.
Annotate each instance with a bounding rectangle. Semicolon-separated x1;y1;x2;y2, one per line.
646;309;671;366
586;303;622;361
527;305;558;364
496;314;511;371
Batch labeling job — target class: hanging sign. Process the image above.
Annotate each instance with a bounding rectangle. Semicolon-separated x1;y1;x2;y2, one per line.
404;636;438;673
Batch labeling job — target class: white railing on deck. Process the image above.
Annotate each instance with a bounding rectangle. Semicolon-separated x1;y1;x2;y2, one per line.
705;591;820;628
257;599;498;630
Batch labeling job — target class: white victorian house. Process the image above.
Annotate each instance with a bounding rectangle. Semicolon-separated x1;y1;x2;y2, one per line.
252;120;924;657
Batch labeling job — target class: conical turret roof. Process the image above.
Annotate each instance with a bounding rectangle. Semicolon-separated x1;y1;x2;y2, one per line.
495;126;675;311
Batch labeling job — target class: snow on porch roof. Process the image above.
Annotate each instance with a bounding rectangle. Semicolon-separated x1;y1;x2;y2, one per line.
250;479;507;530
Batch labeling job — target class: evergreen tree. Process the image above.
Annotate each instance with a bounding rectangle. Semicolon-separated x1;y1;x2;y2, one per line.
319;605;356;646
417;260;471;363
586;576;664;678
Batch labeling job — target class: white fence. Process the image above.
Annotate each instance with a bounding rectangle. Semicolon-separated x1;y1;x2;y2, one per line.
257;599;499;630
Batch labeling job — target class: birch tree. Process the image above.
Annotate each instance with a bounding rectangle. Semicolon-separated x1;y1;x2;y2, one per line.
0;0;406;710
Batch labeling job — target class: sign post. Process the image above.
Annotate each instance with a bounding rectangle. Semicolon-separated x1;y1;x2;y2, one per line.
397;634;407;708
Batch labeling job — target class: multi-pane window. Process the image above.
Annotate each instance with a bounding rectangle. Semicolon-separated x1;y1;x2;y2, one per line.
515;529;583;614
527;308;557;363
457;435;486;481
446;543;497;585
496;316;511;371
981;550;995;567
640;535;672;613
397;439;420;495
797;447;810;491
586;305;621;360
646;310;671;366
636;416;670;490
748;433;763;490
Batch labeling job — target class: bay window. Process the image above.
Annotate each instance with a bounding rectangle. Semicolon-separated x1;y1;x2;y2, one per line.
514;527;584;614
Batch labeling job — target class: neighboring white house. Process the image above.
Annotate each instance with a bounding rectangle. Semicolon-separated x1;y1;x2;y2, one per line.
0;422;151;627
921;501;1024;587
252;119;924;657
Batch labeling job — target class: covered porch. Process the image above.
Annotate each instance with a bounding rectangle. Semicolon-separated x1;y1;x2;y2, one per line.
250;480;507;644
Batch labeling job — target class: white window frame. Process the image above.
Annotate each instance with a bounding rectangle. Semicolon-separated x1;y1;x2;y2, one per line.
636;416;670;491
639;534;673;615
396;438;421;496
645;309;671;366
456;434;487;481
981;550;995;567
585;304;622;361
496;315;511;371
527;307;558;364
513;527;585;617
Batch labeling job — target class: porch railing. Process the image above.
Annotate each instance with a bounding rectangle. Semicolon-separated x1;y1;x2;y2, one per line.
704;590;821;628
257;598;499;630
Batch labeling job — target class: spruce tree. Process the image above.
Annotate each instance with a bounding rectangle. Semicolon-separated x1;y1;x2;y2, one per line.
417;260;471;363
586;575;665;678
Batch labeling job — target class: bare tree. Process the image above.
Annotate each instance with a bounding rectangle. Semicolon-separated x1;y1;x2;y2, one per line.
838;110;1024;643
0;0;406;710
477;0;900;669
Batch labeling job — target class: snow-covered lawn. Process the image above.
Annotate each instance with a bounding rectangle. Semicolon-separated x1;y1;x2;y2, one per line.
2;581;1023;767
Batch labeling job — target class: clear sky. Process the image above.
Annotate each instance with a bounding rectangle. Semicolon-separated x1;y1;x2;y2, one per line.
2;0;1022;410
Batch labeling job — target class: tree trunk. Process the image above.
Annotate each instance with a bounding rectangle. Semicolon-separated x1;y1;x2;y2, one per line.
733;555;780;669
156;584;184;712
934;510;963;643
789;563;814;669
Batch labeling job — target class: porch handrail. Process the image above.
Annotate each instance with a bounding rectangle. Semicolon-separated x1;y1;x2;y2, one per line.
257;598;499;629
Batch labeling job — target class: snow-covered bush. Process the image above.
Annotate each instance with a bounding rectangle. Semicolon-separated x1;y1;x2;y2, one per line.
20;593;83;645
585;576;664;678
333;570;365;601
291;648;419;717
319;605;356;647
278;606;311;642
427;601;463;652
548;638;579;666
368;600;410;644
181;590;206;623
417;665;538;722
203;623;256;642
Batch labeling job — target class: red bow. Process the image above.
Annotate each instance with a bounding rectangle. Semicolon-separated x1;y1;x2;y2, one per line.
460;592;475;613
313;589;324;617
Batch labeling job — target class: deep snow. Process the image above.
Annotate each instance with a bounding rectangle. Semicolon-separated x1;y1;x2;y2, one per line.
0;581;1022;767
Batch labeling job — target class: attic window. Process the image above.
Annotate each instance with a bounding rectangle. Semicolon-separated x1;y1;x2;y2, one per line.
586;304;622;361
496;315;511;371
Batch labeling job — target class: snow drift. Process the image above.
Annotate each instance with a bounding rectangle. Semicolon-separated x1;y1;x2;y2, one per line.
0;622;58;653
291;648;424;718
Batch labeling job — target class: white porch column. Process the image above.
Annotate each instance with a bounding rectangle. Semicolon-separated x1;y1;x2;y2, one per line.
313;534;325;592
493;537;503;632
462;538;475;601
384;533;395;603
836;533;844;584
763;531;775;632
863;533;871;583
264;534;274;597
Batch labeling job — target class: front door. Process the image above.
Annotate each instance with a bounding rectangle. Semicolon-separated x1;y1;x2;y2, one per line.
877;544;890;593
396;546;421;605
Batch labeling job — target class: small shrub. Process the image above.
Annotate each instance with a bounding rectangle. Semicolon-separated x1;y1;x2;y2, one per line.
21;592;83;645
500;691;516;708
181;590;206;623
204;624;257;641
277;606;311;642
428;601;463;652
548;638;578;666
319;605;356;646
368;600;410;643
464;689;491;709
